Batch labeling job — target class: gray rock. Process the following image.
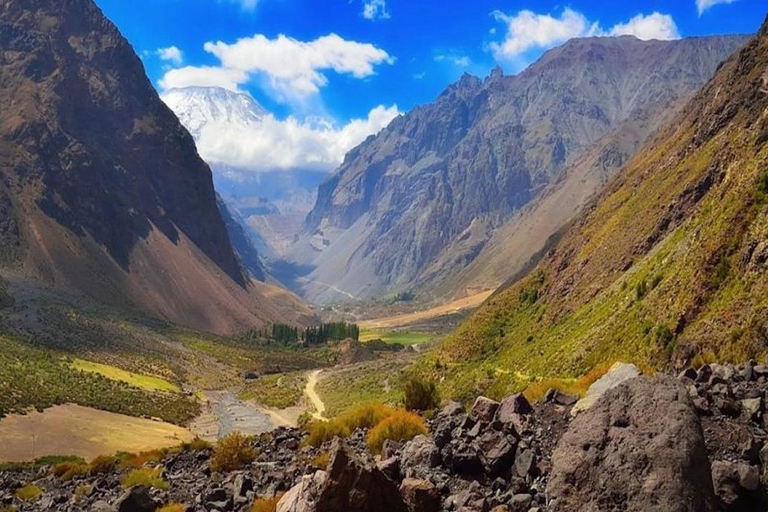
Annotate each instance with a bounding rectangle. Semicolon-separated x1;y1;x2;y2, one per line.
114;486;156;512
471;397;500;423
711;460;761;507
474;431;516;476
400;435;440;476
548;375;718;511
399;478;440;512
571;362;641;416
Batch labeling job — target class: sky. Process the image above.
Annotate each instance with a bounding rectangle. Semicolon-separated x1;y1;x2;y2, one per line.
96;0;766;174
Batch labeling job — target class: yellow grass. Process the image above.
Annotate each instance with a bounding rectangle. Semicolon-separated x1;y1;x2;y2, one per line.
71;359;180;393
523;362;613;403
367;410;427;454
0;404;194;462
158;505;185;512
359;290;493;330
14;485;42;501
251;493;284;512
121;468;168;490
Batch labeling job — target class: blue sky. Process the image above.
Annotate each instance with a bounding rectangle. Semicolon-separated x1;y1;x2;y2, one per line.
95;0;766;173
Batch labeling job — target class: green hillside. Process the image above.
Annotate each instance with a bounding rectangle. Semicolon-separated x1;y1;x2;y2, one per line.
427;19;768;402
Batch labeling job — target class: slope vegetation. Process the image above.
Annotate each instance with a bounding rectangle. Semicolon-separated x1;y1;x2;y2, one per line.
433;18;768;401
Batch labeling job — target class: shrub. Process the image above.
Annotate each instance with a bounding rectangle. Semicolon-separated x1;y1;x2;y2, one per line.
367;410;427;454
89;455;116;475
211;432;257;473
403;376;440;412
117;450;164;469
309;451;330;470
52;462;89;481
339;403;396;431
183;437;212;451
635;280;648;300
523;362;612;403
305;420;350;448
14;485;42;502
121;468;168;490
74;485;92;498
251;493;284;512
158;504;186;512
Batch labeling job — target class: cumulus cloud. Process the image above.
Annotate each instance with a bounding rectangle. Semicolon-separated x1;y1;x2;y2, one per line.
192;105;401;173
159;66;248;92
696;0;738;15
362;0;390;20
159;33;393;101
608;13;679;40
156;46;183;65
490;9;680;60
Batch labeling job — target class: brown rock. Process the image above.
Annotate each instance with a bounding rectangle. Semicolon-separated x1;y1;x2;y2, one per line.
399;478;440;512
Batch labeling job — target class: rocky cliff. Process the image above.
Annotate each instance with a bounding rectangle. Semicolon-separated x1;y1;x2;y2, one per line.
297;35;746;304
0;0;314;332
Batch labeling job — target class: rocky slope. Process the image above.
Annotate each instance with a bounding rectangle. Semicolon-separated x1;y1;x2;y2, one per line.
435;16;768;398
3;363;768;511
0;0;314;332
296;35;747;304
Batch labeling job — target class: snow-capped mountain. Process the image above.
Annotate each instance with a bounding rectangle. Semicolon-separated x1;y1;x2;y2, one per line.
161;86;267;139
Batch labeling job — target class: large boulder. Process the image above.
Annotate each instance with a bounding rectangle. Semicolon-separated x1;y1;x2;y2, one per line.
277;440;408;512
400;478;441;512
114;486;156;512
547;375;718;512
400;435;440;478
570;362;641;416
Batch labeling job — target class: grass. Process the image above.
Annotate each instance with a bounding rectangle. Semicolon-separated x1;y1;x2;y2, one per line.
14;485;42;502
70;359;181;393
306;403;402;448
0;455;85;473
239;372;304;409
360;330;433;346
522;362;613;402
367;410;427;454
158;504;186;512
121;468;169;490
250;494;284;512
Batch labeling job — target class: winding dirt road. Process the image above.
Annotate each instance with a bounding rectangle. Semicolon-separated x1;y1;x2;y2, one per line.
305;369;326;420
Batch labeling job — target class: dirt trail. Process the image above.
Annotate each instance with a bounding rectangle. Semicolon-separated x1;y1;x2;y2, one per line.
305;369;326;420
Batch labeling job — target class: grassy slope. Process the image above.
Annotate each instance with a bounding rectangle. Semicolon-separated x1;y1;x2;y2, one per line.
360;330;434;346
425;22;768;402
71;359;181;393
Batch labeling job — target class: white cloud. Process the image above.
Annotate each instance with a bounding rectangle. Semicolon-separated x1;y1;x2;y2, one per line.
490;8;596;60
490;9;680;60
608;13;680;40
696;0;738;15
191;105;401;173
159;33;393;101
362;0;390;20
159;66;248;92
156;46;183;65
435;54;471;67
224;0;258;12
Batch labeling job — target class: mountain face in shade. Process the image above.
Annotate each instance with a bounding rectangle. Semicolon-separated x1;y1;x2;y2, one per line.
297;35;747;304
436;16;768;398
0;0;315;332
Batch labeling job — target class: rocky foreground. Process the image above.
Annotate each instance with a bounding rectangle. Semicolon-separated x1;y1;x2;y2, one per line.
3;361;768;511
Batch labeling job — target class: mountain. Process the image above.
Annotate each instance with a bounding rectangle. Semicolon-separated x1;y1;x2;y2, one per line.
216;194;267;282
432;17;768;401
0;0;314;333
297;35;747;304
161;86;268;139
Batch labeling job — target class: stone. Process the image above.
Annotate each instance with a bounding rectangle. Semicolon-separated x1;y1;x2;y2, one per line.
114;486;156;512
514;447;536;478
232;474;253;498
381;439;402;460
508;494;532;512
547;375;718;512
546;389;578;406
454;481;488;512
741;397;762;421
716;398;741;417
473;431;516;476
377;456;401;482
679;368;698;381
277;440;408;512
400;435;440;476
696;364;713;383
711;460;761;507
571;362;641;416
471;397;500;423
440;401;466;417
399;478;440;512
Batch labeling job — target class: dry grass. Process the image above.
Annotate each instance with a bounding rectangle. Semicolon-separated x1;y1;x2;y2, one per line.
211;432;257;473
306;403;399;448
523;362;613;403
88;455;115;475
121;468;168;490
309;451;330;470
52;462;89;481
118;449;164;469
366;410;427;454
158;504;186;512
250;494;285;512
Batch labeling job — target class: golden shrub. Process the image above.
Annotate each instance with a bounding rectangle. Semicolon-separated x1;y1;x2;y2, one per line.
366;410;427;454
211;432;257;473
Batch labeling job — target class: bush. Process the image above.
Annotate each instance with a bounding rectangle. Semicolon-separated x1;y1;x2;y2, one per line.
14;485;42;502
340;403;396;431
366;410;427;454
403;376;440;411
121;468;168;490
117;449;164;469
523;362;613;403
74;485;92;498
158;504;186;512
211;432;257;473
183;437;212;451
89;455;116;475
635;280;648;300
52;462;89;481
250;494;285;512
305;420;350;448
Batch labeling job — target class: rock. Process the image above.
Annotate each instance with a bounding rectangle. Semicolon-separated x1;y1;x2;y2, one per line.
278;440;408;512
547;375;718;511
545;389;578;406
679;368;698;381
114;486;156;512
741;397;762;421
400;435;440;477
514;447;536;479
471;397;500;423
495;394;531;434
440;401;466;417
454;481;488;512
508;494;532;512
232;474;253;498
443;441;483;476
399;478;440;512
433;403;466;448
377;456;401;482
571;362;641;416
711;460;761;507
473;431;516;476
696;365;713;383
381;439;402;460
716;398;741;417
